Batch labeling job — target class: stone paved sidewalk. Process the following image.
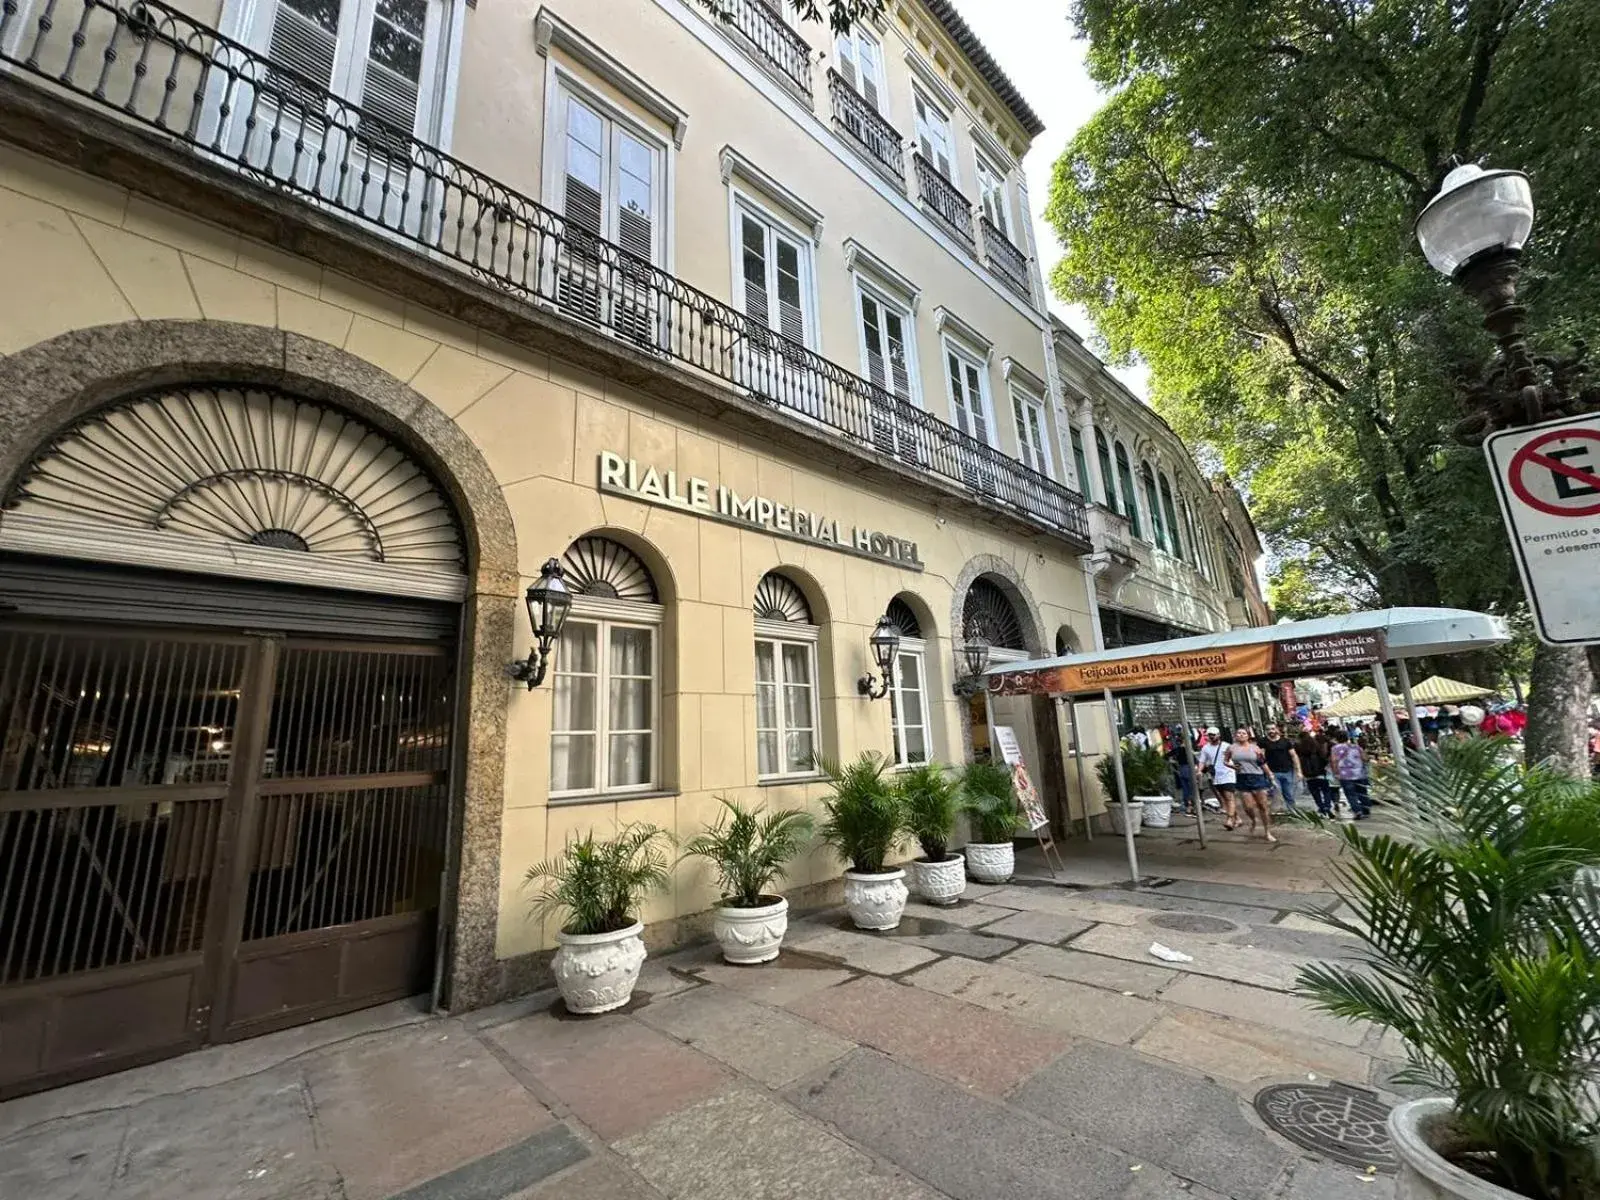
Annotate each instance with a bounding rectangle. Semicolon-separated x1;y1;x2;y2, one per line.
0;818;1415;1200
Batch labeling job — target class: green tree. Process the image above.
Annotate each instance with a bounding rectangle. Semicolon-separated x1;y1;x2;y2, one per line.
698;0;882;34
1048;0;1600;764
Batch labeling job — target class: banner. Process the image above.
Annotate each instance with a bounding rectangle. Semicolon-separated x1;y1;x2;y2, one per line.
994;725;1049;831
986;631;1388;698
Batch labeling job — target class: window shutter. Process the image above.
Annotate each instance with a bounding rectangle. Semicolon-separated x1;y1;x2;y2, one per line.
885;310;911;400
266;0;339;119
835;35;858;89
741;216;770;330
966;363;988;442
775;235;804;346
858;37;883;110
617;208;652;261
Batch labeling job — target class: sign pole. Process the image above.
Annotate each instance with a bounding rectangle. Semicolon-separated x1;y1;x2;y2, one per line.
1395;657;1424;749
1174;685;1206;849
1372;664;1408;773
1103;686;1141;886
1065;699;1093;842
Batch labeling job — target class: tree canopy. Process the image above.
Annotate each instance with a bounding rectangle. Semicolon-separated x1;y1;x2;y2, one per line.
1047;0;1600;648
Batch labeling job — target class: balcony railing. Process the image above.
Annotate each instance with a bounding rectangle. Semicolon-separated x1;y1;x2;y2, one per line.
0;0;1089;547
980;217;1031;301
716;0;812;98
827;69;903;178
912;153;975;245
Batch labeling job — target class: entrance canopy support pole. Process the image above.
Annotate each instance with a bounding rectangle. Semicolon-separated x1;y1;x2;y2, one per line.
1395;657;1423;750
1103;686;1140;886
1066;699;1093;841
1372;663;1407;773
1174;685;1206;849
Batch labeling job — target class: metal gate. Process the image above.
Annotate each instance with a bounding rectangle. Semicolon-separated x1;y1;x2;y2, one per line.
0;624;454;1098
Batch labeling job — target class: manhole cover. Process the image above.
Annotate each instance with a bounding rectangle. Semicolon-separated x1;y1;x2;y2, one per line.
1254;1082;1397;1172
1148;912;1235;935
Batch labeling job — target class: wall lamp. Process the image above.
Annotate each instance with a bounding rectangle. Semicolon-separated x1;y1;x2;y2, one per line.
856;614;902;700
507;558;573;689
952;622;991;698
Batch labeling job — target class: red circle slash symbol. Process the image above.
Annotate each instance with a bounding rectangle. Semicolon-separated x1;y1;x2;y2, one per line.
1508;428;1600;518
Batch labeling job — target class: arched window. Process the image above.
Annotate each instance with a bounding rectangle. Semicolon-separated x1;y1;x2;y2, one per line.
550;537;662;798
1095;430;1117;511
885;595;929;766
1115;441;1141;539
1159;473;1183;559
963;577;1026;651
1141;462;1165;551
754;572;820;779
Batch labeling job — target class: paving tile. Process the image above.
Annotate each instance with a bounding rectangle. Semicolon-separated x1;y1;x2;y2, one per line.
1010;1041;1293;1199
391;1125;588;1200
785;928;940;975
635;986;855;1087
901;899;1017;927
682;959;856;1006
1281;1160;1397;1200
1236;924;1371;961
908;929;1018;959
1275;911;1363;937
1078;889;1269;926
307;1020;553;1200
789;975;1068;1097
978;886;1149;925
1160;975;1372;1047
1000;944;1177;998
978;909;1094;944
1133;1009;1373;1088
789;1049;1134;1200
906;956;1162;1044
0;1108;129;1200
616;1086;939;1199
1148;881;1340;913
1118;1167;1230;1200
958;880;1013;901
516;1156;667;1199
1071;924;1304;991
486;1013;730;1142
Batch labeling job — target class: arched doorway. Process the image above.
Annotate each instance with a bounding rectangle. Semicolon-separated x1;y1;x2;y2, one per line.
961;575;1029;763
0;385;469;1098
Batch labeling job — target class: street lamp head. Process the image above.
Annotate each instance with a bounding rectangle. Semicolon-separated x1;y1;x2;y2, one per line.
508;558;573;689
962;623;992;679
857;614;902;700
1415;164;1534;278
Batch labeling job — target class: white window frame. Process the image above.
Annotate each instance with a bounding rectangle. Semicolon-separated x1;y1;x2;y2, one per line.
889;637;931;767
854;278;922;407
942;336;996;447
754;617;822;781
834;24;889;115
912;86;958;184
1011;387;1052;478
975;152;1010;238
729;190;821;351
549;597;663;802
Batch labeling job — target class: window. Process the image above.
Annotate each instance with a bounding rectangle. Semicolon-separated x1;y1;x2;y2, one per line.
912;89;956;180
1012;389;1052;477
1070;426;1090;495
556;87;662;263
857;285;917;404
737;204;814;348
834;25;887;112
944;342;992;445
1159;473;1183;559
754;573;820;780
975;154;1009;238
1114;441;1142;538
1141;462;1166;551
884;598;929;766
1095;430;1116;509
549;537;662;799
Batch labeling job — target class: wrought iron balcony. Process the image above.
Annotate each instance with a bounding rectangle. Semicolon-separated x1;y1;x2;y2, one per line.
0;0;1089;548
715;0;813;99
827;69;904;179
912;153;975;245
980;217;1031;301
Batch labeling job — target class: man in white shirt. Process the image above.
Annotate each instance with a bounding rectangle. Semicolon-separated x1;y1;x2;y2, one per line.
1196;727;1237;824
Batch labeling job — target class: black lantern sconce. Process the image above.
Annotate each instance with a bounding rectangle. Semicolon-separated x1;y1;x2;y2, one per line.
856;614;902;700
507;558;573;689
952;622;992;697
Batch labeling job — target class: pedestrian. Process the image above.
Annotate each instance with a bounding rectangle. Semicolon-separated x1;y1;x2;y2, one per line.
1329;728;1370;818
1260;722;1301;813
1224;727;1276;842
1197;727;1237;826
1296;728;1333;815
1167;725;1197;815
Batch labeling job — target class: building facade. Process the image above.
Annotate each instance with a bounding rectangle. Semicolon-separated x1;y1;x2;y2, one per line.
0;0;1132;1096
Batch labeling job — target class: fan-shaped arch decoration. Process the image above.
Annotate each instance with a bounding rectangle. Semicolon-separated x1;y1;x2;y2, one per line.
753;572;812;623
885;596;923;639
5;386;465;572
963;577;1025;650
562;537;658;602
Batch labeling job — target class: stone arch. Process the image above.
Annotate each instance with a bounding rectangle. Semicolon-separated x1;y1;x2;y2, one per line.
949;553;1045;659
0;319;517;1010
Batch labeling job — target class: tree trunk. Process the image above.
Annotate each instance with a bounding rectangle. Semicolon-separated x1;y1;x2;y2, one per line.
1523;643;1592;776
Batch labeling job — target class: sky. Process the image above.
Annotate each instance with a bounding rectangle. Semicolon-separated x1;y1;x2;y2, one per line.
948;1;1152;400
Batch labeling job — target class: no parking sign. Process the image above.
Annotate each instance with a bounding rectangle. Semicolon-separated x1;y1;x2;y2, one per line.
1486;413;1600;644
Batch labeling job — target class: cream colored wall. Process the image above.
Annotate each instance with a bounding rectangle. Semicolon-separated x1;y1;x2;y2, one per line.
451;0;1055;471
0;146;1095;959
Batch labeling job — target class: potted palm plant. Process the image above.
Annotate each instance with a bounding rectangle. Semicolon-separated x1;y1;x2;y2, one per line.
1096;742;1174;833
526;823;672;1014
897;763;965;905
818;752;909;929
1299;739;1600;1200
681;797;814;963
960;760;1024;883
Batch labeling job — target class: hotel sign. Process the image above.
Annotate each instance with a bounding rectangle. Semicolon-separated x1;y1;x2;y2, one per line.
597;452;924;571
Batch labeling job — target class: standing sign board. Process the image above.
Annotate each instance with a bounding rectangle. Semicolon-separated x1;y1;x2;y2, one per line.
1486;413;1600;645
993;725;1063;875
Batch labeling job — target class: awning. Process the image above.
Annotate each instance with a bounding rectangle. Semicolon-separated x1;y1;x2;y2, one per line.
1320;687;1399;718
1410;675;1495;703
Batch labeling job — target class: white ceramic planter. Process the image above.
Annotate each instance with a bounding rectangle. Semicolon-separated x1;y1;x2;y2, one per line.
712;895;789;964
964;841;1014;884
842;868;908;930
1139;795;1173;828
909;854;966;905
1389;1097;1523;1200
1109;800;1144;836
552;921;646;1014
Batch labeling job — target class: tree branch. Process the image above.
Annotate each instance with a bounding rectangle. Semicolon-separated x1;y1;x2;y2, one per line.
1255;291;1352;397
